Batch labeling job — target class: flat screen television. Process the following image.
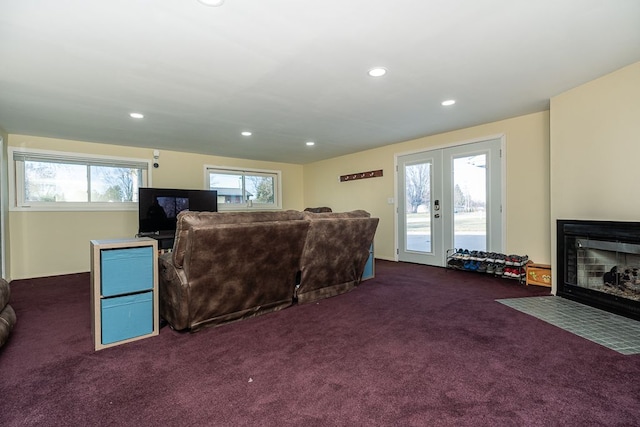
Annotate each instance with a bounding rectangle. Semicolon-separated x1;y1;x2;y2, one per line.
138;187;218;235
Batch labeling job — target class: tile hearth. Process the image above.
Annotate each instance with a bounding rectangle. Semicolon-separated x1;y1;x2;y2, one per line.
497;296;640;355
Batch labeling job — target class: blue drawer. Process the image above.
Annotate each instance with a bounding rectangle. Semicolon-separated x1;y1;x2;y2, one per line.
101;292;153;344
101;246;153;297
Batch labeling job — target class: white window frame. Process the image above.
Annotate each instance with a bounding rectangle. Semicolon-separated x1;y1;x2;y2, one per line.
9;147;151;211
205;165;282;211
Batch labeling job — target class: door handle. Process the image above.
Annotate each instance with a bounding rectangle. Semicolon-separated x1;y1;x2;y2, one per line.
434;214;440;218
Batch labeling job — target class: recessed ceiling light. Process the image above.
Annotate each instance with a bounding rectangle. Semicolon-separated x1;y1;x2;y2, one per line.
198;0;225;6
306;141;315;146
441;99;456;106
129;112;144;119
241;131;252;136
368;67;387;77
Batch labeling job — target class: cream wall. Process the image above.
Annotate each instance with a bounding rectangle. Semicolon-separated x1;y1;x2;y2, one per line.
550;61;640;290
304;111;551;264
7;135;305;280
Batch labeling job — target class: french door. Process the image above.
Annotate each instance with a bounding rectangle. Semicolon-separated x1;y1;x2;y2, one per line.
397;139;502;267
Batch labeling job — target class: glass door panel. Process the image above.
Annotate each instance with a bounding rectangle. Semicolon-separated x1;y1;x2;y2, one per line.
405;162;432;253
453;154;487;251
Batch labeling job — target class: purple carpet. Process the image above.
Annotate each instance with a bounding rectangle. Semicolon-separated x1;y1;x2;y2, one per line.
1;260;639;426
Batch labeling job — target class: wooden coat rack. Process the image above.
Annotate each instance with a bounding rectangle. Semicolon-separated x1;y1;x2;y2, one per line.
340;169;383;182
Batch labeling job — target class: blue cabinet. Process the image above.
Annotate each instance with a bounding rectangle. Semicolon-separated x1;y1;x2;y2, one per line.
90;238;158;350
362;244;375;281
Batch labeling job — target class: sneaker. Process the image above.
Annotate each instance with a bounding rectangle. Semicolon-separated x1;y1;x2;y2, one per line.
494;265;504;277
448;259;464;270
477;262;487;273
494;254;505;264
485;253;495;263
486;263;496;274
462;249;470;260
476;251;487;262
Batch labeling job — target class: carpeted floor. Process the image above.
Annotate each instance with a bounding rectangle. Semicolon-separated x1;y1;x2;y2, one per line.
1;260;639;426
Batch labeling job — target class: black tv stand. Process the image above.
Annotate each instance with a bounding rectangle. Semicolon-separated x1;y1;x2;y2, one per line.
137;232;175;250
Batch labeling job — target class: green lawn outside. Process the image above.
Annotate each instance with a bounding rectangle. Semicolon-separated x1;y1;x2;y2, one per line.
406;212;485;234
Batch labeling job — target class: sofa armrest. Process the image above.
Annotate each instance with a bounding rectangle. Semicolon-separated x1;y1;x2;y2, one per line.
158;253;191;331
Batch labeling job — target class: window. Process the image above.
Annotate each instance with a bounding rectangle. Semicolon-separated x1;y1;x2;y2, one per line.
206;166;281;210
10;148;150;211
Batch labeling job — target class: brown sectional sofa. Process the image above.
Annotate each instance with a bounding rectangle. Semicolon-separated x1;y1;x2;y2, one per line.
0;278;17;349
158;210;378;331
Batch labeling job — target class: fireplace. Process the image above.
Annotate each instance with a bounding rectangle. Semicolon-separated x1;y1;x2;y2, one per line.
557;220;640;320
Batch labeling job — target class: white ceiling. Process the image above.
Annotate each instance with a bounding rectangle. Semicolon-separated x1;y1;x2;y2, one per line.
1;0;639;164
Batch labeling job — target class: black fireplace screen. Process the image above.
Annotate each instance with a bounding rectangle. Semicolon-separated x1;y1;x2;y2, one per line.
558;220;640;320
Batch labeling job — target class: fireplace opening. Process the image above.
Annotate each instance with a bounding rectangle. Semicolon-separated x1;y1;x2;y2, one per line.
557;220;640;321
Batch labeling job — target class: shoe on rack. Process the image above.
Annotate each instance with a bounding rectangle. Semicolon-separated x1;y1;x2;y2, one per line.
462;249;470;260
477;262;487;273
494;265;504;277
448;259;464;270
486;263;496;274
485;253;496;263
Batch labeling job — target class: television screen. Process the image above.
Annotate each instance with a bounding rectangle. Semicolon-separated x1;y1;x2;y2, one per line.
138;187;217;234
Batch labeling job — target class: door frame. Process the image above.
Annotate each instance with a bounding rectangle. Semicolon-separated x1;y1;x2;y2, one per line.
0;135;5;279
393;134;506;263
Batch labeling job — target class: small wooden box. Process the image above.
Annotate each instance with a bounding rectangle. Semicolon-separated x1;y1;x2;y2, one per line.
526;263;551;287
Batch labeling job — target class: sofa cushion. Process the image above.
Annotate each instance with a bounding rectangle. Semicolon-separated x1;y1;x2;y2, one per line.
173;210;305;268
0;278;10;310
0;304;16;348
